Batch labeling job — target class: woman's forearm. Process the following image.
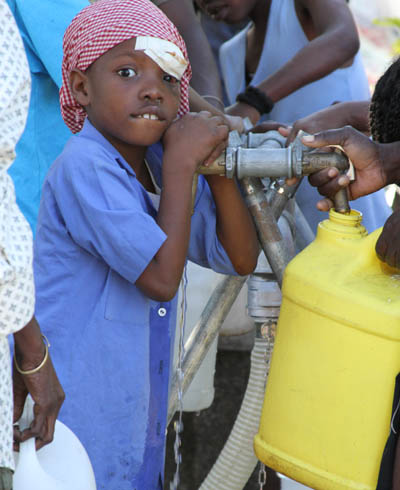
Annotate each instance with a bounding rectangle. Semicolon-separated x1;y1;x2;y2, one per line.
13;317;46;371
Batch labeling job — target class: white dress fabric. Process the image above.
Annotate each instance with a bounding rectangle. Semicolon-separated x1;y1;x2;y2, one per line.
219;0;391;232
0;0;34;471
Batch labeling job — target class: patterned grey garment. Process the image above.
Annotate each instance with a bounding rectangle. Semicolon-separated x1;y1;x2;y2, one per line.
0;0;34;472
0;468;12;490
90;0;169;3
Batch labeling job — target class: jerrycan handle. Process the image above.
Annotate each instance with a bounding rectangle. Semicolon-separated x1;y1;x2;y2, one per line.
14;396;68;490
17;396;40;463
18;395;34;431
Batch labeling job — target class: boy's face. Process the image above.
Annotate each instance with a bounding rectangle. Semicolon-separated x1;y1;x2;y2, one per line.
196;0;259;23
73;38;181;156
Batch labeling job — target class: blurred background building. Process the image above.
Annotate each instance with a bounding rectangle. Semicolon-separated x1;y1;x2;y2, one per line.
351;0;400;88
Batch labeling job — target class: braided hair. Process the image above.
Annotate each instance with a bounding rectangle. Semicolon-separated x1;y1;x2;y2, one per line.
370;57;400;144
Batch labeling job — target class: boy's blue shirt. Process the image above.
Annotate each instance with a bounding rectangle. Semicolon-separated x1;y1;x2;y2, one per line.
34;119;236;490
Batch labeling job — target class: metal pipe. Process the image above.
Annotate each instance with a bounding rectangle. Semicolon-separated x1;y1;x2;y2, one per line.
301;151;349;174
169;171;296;421
267;180;302;221
198;132;351;215
247;130;287;149
301;150;350;213
333;188;351;214
236;147;292;179
168;274;248;423
241;177;291;288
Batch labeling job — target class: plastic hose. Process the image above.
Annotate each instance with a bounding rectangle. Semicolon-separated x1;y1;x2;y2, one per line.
199;337;268;489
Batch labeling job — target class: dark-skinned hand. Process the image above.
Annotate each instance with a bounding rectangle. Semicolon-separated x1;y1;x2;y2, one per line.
301;126;386;211
224;101;260;126
376;210;400;269
13;355;64;451
162;111;229;171
248;120;287;134
281;102;367;144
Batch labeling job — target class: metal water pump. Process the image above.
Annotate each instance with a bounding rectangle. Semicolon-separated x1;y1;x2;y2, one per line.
169;130;350;490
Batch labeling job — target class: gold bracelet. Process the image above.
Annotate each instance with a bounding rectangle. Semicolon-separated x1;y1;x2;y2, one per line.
14;334;50;375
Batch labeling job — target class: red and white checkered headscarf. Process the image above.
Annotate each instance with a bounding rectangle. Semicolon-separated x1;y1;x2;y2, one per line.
60;0;192;133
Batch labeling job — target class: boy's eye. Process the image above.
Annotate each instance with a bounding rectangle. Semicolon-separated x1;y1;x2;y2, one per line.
163;74;180;85
117;68;137;78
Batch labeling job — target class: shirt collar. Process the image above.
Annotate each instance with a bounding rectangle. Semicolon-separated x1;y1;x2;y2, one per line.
78;118;136;177
78;118;162;184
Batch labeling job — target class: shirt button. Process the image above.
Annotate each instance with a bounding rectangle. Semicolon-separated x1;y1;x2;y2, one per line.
158;307;167;317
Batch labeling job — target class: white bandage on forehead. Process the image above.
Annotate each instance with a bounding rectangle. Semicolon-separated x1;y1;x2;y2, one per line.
134;36;188;80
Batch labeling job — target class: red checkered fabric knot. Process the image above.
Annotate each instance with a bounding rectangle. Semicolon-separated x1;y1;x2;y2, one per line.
60;0;191;133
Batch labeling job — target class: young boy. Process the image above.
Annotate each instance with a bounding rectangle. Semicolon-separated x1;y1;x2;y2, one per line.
33;1;259;489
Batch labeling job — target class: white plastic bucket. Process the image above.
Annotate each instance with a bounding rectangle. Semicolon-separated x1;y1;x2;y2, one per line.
13;397;96;490
175;262;221;411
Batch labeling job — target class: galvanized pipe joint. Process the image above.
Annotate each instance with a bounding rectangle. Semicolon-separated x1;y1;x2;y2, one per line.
197;130;350;213
198;130;348;179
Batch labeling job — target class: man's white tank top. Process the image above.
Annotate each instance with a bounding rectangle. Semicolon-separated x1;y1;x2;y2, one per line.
219;0;390;232
219;0;371;123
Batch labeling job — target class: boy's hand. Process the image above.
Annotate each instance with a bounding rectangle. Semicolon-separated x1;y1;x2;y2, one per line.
376;210;400;269
163;111;229;173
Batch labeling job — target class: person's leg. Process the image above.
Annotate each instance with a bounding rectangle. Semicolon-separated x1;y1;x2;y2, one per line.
0;468;13;490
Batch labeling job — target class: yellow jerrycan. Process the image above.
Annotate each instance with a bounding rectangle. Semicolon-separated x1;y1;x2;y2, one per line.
254;209;400;490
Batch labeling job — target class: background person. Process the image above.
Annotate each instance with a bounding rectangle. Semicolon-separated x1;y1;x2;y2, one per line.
0;3;64;489
196;0;390;232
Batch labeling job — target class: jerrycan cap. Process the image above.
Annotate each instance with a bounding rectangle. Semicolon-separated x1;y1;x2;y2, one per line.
318;208;368;239
13;396;97;490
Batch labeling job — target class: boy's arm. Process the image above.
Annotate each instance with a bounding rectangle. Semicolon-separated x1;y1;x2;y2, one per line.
136;112;257;301
205;175;259;275
228;0;361;123
57;115;254;303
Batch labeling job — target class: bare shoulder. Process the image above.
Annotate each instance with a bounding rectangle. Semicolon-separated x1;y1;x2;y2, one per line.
295;0;358;46
296;0;353;21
